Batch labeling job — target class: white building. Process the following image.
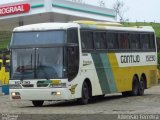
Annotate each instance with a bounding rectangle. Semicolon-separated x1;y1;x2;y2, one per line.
0;0;116;31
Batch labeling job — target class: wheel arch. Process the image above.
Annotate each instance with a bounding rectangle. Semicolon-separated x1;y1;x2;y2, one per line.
83;78;92;97
132;74;139;83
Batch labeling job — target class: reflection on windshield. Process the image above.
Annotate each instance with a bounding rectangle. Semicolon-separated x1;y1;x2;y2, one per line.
12;49;34;79
11;48;64;80
36;48;63;79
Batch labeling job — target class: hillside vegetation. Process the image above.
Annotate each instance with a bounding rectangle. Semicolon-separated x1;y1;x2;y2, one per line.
0;31;12;49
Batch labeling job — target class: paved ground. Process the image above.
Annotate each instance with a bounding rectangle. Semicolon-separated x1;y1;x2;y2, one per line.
1;85;160;120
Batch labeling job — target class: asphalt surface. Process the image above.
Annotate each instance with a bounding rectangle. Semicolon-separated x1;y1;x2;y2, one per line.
1;85;160;120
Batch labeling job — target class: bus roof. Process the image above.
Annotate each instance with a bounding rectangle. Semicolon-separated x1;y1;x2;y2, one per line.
73;20;154;33
13;23;79;32
13;21;155;33
103;26;154;32
73;20;122;26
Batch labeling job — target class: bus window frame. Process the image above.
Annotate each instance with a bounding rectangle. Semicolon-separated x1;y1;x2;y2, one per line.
140;32;156;52
93;30;107;50
80;29;156;53
80;29;94;52
129;32;141;51
117;31;130;51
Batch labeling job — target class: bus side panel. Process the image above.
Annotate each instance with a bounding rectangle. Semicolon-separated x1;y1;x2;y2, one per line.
107;53;127;92
91;53;117;94
72;53;103;98
74;51;157;98
108;53;157;92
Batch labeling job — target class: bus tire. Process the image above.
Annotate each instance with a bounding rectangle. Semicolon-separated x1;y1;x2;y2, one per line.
77;82;89;105
138;80;145;96
132;76;139;96
32;100;44;107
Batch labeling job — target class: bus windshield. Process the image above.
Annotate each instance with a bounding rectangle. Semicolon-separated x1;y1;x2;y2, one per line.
11;47;64;80
10;29;79;80
11;31;65;45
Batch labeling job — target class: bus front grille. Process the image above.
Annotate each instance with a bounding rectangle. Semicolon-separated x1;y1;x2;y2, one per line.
22;84;34;87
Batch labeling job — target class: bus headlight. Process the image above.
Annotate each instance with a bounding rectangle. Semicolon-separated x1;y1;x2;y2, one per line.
11;92;21;99
11;92;20;96
50;83;66;88
9;84;22;89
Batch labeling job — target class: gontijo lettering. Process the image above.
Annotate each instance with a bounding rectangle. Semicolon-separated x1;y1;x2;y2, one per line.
121;55;140;63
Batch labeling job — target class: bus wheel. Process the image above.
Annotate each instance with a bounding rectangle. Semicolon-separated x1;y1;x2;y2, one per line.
138;80;145;96
32;100;44;107
78;82;89;105
132;76;139;96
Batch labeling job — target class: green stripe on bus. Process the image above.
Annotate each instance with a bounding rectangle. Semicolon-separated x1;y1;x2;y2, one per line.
100;53;117;92
91;53;110;94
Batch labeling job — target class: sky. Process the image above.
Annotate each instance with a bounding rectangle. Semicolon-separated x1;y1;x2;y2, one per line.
0;0;160;23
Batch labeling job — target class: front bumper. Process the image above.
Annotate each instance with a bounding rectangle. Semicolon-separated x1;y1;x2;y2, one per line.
10;88;72;101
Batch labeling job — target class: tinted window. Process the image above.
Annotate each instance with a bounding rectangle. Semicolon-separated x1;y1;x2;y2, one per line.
141;34;150;50
149;34;155;49
81;31;94;50
67;28;78;44
107;32;118;49
94;32;106;49
67;46;79;81
129;33;140;50
119;33;129;49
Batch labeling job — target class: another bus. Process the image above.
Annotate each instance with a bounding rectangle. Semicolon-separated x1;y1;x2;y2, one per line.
9;21;157;106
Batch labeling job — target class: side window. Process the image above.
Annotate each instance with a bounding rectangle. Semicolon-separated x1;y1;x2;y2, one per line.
149;34;155;49
141;34;150;50
67;46;79;81
67;28;78;44
107;32;118;49
129;33;140;50
80;30;94;50
67;28;79;81
94;32;106;49
119;33;129;49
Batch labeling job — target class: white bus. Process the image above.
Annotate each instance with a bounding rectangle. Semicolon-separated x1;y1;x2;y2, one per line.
9;21;157;106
